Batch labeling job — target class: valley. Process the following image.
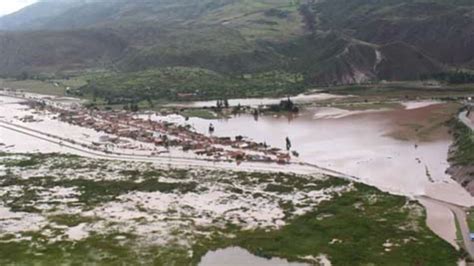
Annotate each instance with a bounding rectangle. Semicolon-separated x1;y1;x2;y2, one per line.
1;0;474;265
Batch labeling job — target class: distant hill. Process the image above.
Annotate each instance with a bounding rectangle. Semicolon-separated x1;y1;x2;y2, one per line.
0;0;473;95
0;0;82;31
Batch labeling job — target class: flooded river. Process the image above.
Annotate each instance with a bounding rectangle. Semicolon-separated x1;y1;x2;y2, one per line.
156;103;472;204
151;102;474;247
167;92;348;108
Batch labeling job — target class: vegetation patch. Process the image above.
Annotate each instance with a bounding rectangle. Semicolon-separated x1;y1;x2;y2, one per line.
180;109;218;120
464;208;474;235
192;184;459;265
0;175;198;206
449;119;474;166
80;67;305;105
48;214;100;227
0;153;461;265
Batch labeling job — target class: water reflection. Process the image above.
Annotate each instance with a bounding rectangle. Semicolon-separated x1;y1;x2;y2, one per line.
199;247;309;266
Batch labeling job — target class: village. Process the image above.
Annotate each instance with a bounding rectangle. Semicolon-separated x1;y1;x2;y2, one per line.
19;96;294;164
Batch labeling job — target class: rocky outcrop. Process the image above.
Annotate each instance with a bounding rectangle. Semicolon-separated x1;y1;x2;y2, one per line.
447;165;474;196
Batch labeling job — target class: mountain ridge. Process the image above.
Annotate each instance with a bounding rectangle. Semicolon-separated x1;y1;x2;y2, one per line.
0;0;472;92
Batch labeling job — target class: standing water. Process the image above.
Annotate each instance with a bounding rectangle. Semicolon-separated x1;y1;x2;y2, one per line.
199;247;311;266
149;102;474;247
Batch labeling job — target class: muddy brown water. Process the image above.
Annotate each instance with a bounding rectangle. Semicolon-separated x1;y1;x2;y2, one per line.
152;103;474;247
171;104;471;205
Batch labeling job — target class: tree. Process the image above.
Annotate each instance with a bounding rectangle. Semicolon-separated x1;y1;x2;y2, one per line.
130;103;139;112
146;97;154;108
18;71;29;80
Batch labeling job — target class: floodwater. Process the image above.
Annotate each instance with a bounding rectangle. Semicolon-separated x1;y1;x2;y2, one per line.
167;92;348;108
418;198;458;248
154;102;474;247
199;247;310;266
159;103;473;205
2;91;473;249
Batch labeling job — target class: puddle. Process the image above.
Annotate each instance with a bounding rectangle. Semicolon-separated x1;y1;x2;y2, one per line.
199;247;309;266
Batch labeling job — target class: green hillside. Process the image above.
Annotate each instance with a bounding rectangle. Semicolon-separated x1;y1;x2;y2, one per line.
0;0;473;101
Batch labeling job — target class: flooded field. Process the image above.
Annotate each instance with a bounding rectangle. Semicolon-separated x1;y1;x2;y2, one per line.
1;91;473;252
152;101;474;246
157;102;470;203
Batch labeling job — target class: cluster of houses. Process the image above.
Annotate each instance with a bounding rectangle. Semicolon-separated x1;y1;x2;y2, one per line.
27;101;292;164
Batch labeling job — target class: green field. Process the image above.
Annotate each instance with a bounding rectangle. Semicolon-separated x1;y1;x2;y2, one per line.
180;109;219;119
0;76;91;97
193;183;459;266
0;79;66;96
81;67;305;104
0;153;461;265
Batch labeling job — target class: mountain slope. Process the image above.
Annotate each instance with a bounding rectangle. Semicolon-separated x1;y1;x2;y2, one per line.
0;0;81;31
0;0;472;94
313;0;474;69
0;29;126;75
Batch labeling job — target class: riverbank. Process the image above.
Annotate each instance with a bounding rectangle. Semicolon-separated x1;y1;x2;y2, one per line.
447;111;474;195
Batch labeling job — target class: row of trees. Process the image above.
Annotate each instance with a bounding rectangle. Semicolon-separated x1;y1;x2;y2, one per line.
422;71;474;84
216;99;230;109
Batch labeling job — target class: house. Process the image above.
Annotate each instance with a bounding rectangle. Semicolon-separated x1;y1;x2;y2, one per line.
153;138;164;146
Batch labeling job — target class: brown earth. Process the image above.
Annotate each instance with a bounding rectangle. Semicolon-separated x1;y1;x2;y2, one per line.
379;103;459;142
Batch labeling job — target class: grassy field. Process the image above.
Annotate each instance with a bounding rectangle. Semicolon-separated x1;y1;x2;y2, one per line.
0;153;461;265
80;67;305;104
467;209;474;233
327;82;474;101
193;183;459;265
0;76;90;97
0;79;66;96
180;109;219;120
